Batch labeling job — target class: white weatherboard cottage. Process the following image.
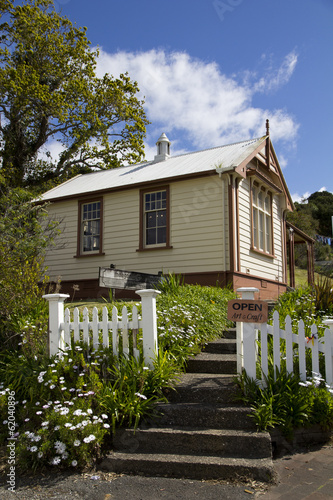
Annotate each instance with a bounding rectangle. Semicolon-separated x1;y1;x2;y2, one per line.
40;121;314;300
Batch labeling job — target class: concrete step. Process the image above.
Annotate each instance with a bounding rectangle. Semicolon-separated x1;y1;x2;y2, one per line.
186;352;237;374
100;452;276;483
167;373;237;404
222;329;236;340
202;338;236;354
113;427;272;459
153;403;257;430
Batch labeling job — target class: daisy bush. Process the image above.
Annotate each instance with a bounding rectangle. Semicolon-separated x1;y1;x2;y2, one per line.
271;285;330;337
156;283;236;367
0;340;178;472
0;280;236;471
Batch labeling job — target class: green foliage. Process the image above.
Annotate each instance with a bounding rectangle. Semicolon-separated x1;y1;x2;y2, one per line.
270;286;327;337
234;367;333;439
0;188;60;345
0;0;148;191
156;284;236;367
313;275;333;316
0;339;179;471
156;272;184;295
307;191;333;237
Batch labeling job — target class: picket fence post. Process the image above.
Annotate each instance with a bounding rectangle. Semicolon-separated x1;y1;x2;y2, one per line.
43;293;70;357
236;287;259;379
323;319;333;386
136;288;161;369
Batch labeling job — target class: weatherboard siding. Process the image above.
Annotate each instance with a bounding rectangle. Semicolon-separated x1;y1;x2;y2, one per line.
43;176;228;282
237;179;284;282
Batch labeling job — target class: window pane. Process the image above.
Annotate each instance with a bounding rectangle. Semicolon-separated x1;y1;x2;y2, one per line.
258;191;263;209
265;215;271;253
146;228;156;245
157;210;166;226
146;212;156;228
144;190;167;246
259;212;264;250
253;207;258;247
157;227;166;244
81;202;100;252
264;195;270;214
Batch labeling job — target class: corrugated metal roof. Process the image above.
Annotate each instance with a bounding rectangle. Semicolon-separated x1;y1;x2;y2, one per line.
40;136;266;201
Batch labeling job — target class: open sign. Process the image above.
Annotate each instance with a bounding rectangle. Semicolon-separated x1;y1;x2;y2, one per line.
227;300;268;323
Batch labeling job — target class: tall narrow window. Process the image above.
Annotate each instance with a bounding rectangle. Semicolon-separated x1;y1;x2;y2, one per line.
77;199;103;256
145;190;167;246
251;184;272;255
139;187;171;250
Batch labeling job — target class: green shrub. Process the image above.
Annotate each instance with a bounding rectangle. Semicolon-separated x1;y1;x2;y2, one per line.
234;366;333;439
313;275;333;316
156;284;236;367
0;339;179;472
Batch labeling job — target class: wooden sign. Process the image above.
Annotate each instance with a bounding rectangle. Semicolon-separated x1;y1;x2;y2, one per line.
227;299;268;323
99;267;162;290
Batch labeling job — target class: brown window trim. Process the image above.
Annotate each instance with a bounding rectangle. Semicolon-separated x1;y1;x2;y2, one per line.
250;247;275;259
137;185;171;252
74;197;104;258
250;179;274;256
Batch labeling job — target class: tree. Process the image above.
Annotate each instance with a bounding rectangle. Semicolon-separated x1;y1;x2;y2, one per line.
0;187;60;344
307;191;333;237
0;0;149;191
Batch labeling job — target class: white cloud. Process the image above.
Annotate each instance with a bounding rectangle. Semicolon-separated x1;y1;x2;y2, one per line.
96;48;299;156
253;51;298;94
291;191;311;203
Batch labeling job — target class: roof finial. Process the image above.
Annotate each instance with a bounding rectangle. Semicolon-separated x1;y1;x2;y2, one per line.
266;119;270;137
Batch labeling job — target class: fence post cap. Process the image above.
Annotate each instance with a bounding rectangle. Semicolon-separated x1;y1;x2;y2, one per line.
43;293;70;301
136;289;161;298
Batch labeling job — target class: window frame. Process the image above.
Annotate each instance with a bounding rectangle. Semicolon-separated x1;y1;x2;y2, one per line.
250;180;274;257
75;197;104;258
138;185;172;251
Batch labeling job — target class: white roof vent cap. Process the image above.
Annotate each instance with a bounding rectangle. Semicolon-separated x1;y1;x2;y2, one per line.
154;132;171;162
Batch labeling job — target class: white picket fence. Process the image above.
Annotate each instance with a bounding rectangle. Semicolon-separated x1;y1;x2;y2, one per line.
236;288;333;387
43;289;161;368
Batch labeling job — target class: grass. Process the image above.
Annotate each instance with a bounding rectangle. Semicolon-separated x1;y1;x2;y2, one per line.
289;266;322;287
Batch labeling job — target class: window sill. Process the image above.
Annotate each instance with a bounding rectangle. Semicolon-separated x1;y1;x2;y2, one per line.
74;252;105;258
136;245;173;252
250;247;275;259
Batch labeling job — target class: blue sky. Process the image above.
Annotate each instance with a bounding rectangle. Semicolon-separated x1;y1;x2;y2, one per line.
52;0;332;201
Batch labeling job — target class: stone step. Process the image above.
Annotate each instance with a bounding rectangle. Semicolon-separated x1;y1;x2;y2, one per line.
202;338;236;354
186;352;237;374
112;427;272;459
167;373;237;404
153;403;257;430
100;452;276;483
222;329;236;340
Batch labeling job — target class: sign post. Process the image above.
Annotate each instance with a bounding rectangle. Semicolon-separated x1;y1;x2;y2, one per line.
99;267;163;291
228;288;268;378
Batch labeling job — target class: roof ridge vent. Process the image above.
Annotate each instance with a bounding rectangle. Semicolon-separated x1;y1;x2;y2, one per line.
154;132;171;162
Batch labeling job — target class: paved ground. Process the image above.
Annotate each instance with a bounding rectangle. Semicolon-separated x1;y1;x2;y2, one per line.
0;441;332;499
